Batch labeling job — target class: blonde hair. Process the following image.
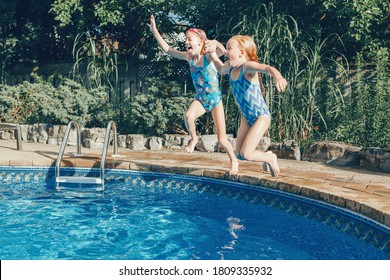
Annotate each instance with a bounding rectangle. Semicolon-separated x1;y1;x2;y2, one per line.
186;28;208;55
230;35;265;94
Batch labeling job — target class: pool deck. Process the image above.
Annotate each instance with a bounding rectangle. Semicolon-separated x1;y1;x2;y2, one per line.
1;139;389;228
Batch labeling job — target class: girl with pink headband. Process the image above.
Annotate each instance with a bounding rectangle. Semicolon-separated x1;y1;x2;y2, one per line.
148;15;239;175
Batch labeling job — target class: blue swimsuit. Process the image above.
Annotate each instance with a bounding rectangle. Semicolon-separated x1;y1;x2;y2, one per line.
229;67;270;126
189;55;222;112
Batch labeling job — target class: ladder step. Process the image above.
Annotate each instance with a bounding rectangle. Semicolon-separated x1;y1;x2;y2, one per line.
56;176;103;184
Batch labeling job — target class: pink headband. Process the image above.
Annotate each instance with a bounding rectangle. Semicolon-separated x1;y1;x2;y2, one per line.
187;28;206;40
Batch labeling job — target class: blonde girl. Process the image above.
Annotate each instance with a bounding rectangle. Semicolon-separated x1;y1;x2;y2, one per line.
148;15;239;175
210;35;287;176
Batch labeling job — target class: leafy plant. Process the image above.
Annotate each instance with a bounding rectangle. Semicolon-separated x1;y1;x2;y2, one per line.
0;74;108;126
72;31;119;91
125;94;191;136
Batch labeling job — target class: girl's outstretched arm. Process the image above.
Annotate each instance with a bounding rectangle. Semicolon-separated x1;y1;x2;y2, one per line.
206;39;226;57
148;15;187;60
207;46;229;75
244;61;287;92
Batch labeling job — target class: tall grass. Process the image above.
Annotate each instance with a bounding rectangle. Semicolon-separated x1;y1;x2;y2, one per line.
371;48;390;147
328;50;390;148
72;31;125;127
72;32;119;92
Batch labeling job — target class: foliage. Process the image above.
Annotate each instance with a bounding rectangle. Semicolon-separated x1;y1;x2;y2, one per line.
50;0;179;58
125;94;187;136
371;48;390;147
72;31;119;91
2;0;388;65
123;79;193;135
1;0;388;148
321;0;389;59
122;78;193;136
0;1;17;84
326;50;390;147
0;75;109;126
1;0;71;67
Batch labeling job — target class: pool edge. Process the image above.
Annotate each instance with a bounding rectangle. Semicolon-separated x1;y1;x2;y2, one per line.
1;158;389;229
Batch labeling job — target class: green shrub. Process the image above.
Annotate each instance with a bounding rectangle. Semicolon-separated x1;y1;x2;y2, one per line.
124;93;192;136
0;75;109;126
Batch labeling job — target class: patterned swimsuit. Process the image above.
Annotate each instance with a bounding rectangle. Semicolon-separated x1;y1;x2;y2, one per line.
189;55;222;112
229;67;270;126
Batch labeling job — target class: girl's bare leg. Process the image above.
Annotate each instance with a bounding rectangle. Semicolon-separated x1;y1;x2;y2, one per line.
239;115;280;176
184;100;206;153
235;118;273;173
211;102;239;175
235;117;251;157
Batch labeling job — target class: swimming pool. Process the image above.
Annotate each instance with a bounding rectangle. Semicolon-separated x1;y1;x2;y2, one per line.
0;167;389;260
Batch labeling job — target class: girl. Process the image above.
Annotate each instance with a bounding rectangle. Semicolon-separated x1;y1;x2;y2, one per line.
148;15;239;175
210;35;287;176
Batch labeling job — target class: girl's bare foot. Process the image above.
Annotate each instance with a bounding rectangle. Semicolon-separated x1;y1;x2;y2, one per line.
185;138;198;153
268;153;280;176
262;151;273;173
229;160;239;175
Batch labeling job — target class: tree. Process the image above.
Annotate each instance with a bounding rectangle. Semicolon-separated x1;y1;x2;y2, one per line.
50;0;181;59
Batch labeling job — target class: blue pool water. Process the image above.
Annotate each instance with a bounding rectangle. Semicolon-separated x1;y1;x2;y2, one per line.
0;167;389;260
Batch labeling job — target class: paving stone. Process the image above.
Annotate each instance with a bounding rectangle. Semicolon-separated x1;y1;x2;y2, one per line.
150;164;166;173
0;159;9;166
115;162;130;169
33;159;54;166
9;159;32;166
75;158;97;168
129;162;150;171
166;166;188;175
203;169;226;179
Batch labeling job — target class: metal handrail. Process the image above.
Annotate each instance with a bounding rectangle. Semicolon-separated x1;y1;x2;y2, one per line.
100;120;120;189
55;121;81;185
55;120;119;189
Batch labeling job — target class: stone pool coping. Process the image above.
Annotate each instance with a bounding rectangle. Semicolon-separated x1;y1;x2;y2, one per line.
1;140;389;227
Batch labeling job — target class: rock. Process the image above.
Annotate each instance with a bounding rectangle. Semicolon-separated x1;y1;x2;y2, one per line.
48;125;60;139
270;140;301;160
26;124;49;143
19;124;29;141
360;148;390;172
147;137;163;150
36;124;49;144
257;137;271;152
181;136;191;148
117;135;127;148
127;134;146;150
84;139;104;150
58;125;67;141
302;141;361;166
196;134;218;152
163;134;183;149
0;130;13;140
47;137;58;145
81;128;106;148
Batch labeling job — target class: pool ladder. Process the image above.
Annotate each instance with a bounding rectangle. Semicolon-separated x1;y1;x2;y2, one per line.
55;120;120;190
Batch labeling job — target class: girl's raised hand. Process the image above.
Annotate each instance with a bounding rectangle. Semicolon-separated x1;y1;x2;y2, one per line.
148;15;156;33
204;40;216;53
